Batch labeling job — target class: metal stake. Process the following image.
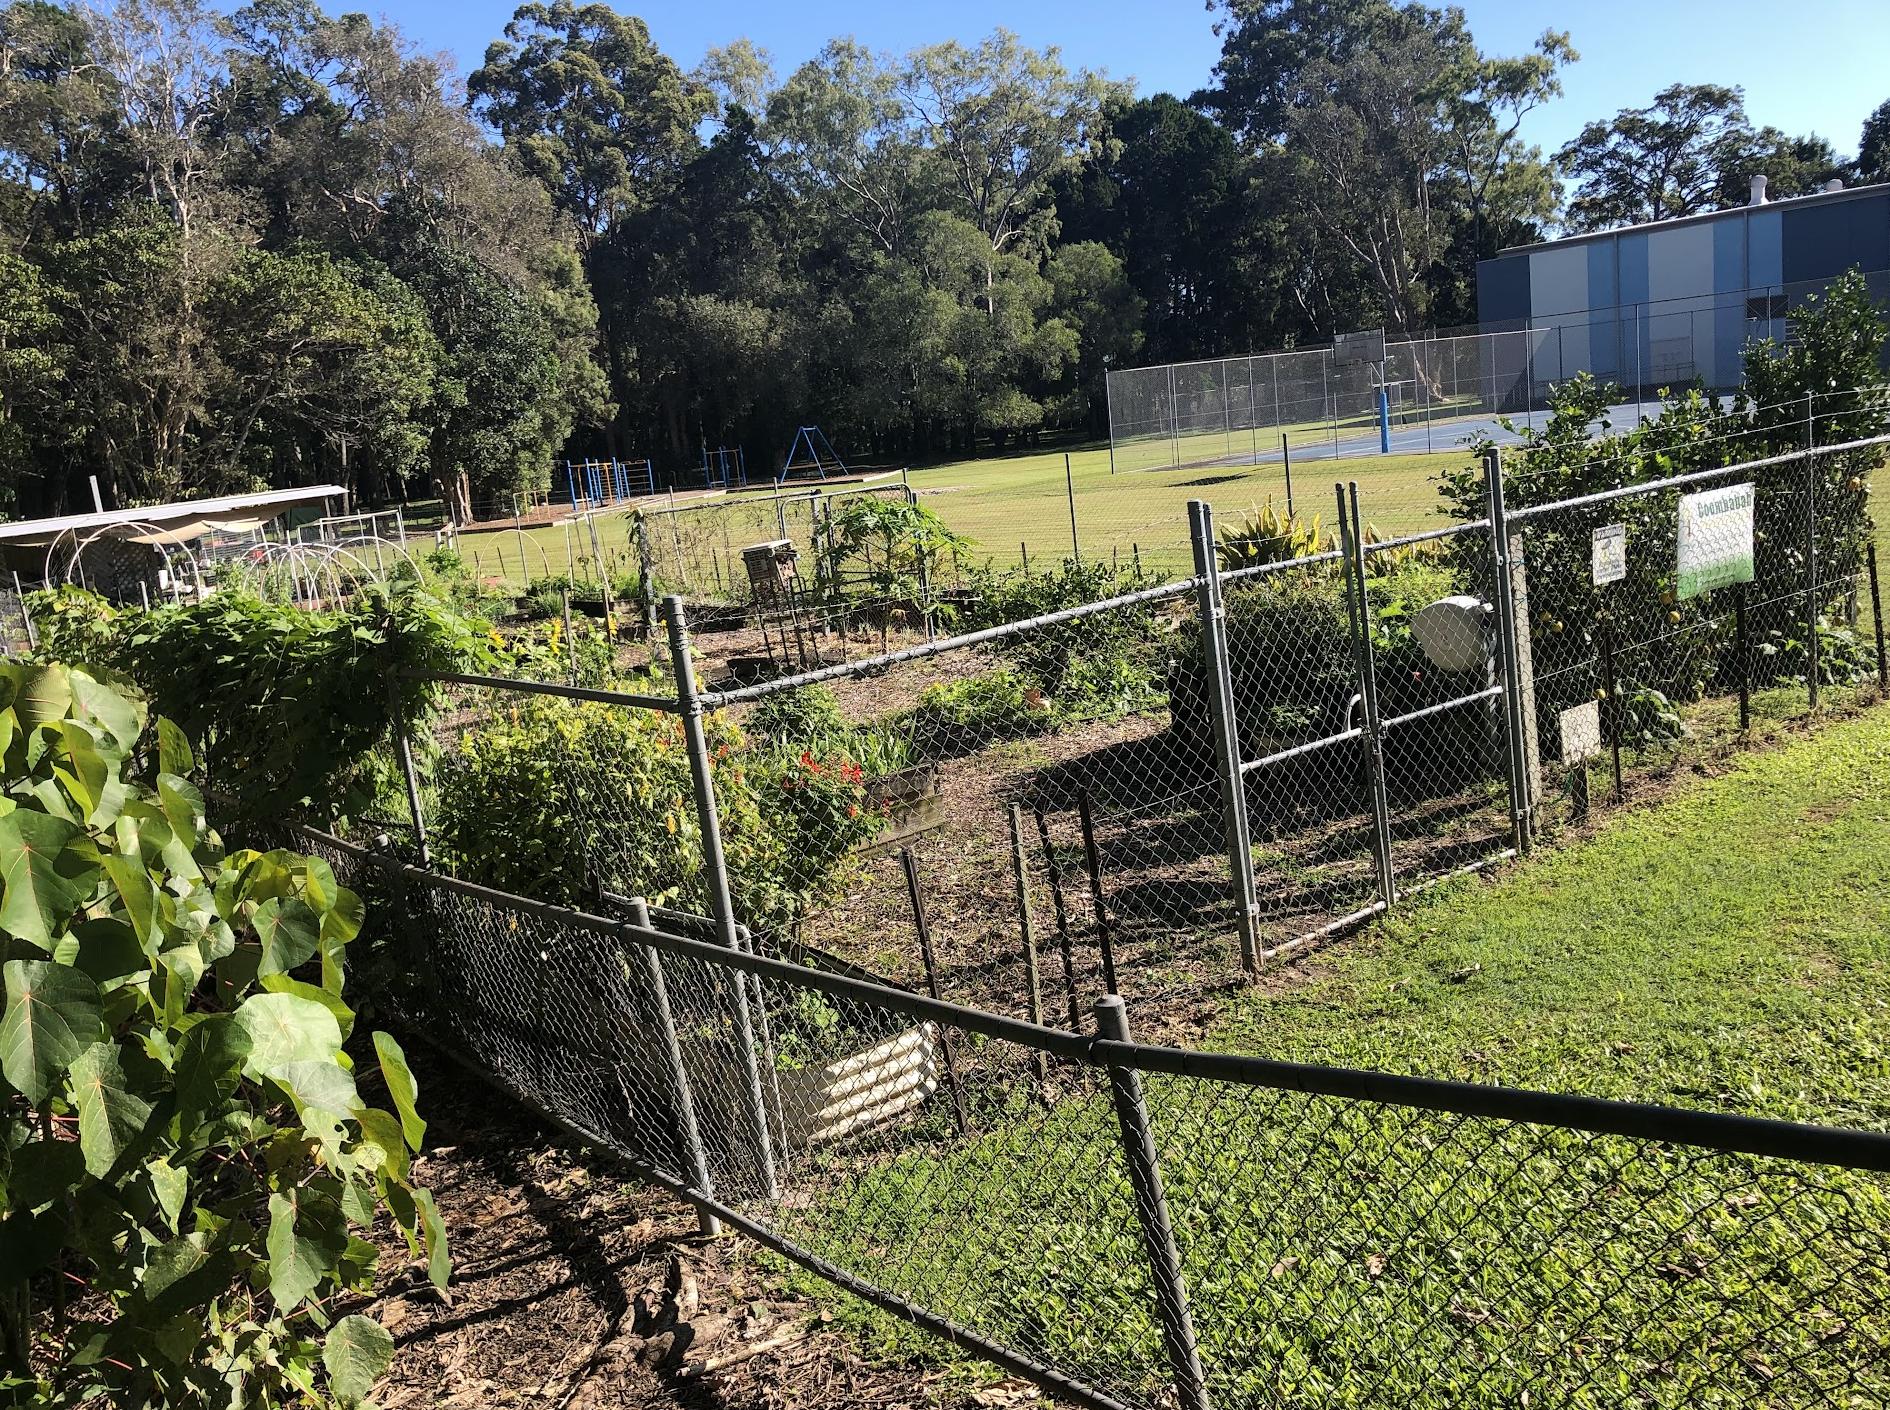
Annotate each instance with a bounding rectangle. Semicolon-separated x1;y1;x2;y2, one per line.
625;897;721;1236
1189;501;1260;972
1076;790;1119;995
1339;483;1396;908
900;847;969;1136
1735;581;1752;731
664;597;778;1198
1805;430;1821;711
1599;610;1624;804
1093;996;1213;1410
1870;542;1887;691
1065;453;1081;565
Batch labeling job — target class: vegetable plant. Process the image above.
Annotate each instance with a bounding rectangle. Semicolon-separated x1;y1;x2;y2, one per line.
0;663;444;1407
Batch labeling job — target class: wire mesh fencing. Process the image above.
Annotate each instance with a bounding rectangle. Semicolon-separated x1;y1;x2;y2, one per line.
379;425;1887;1016
1501;425;1889;841
1105;327;1553;485
282;821;1890;1410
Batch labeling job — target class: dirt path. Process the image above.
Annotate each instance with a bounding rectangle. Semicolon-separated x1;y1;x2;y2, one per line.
365;1045;1045;1410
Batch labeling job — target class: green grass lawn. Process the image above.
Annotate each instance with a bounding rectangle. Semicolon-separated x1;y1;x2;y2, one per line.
767;703;1890;1408
1217;701;1890;1125
442;439;1475;590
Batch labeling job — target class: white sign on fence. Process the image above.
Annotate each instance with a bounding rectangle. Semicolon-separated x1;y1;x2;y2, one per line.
1591;523;1627;587
1560;700;1602;763
1676;483;1756;600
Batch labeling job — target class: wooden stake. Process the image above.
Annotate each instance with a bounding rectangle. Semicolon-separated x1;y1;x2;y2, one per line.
1033;807;1081;1032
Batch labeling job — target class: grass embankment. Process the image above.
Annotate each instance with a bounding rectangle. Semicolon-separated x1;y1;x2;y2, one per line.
773;704;1890;1408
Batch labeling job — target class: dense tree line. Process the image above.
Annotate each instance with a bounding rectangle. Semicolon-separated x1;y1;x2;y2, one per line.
0;0;1883;518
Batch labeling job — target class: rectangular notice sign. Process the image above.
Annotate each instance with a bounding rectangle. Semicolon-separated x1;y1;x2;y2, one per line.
1676;483;1755;600
1592;523;1626;586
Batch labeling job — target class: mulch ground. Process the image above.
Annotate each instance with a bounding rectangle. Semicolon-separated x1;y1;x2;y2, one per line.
364;1044;1047;1410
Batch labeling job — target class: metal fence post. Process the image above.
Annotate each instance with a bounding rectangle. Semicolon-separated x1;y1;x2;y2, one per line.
1167;364;1180;468
387;675;431;866
1187;501;1260;973
1092;996;1213;1410
664;596;779;1199
1805;404;1821;711
634;513;658;634
1336;484;1396;908
11;571;36;651
624;896;721;1236
1065;453;1081;565
1483;449;1533;853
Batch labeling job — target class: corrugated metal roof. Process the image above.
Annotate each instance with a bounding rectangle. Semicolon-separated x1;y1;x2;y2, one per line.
0;485;349;544
1496;180;1890;257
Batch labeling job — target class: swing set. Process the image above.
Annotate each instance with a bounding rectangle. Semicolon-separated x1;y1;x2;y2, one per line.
777;426;846;484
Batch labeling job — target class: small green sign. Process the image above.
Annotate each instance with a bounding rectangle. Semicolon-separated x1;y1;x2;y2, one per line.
1676;483;1755;600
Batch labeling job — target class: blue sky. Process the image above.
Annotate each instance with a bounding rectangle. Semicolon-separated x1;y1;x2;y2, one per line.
389;0;1889;160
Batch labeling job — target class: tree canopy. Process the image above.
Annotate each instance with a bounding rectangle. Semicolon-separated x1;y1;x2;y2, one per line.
0;0;1880;519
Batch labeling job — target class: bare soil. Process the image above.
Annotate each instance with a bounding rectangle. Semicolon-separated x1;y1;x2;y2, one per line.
366;1043;1044;1410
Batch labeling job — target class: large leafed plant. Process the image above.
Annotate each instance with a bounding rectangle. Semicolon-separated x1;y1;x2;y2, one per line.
0;663;445;1407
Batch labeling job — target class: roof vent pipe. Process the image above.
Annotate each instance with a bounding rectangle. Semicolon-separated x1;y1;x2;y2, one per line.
1824;178;1845;193
1749;174;1769;206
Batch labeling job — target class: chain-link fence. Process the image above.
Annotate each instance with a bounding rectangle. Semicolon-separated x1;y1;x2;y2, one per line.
378;429;1889;1020
282;819;1890;1410
1107;274;1890;494
1105;327;1555;480
1502;424;1889;844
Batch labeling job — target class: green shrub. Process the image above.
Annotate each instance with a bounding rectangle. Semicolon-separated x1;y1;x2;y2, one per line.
0;664;443;1405
829;498;972;608
433;690;876;927
748;685;912;778
26;584;492;824
494;614;618;688
912;670;1053;751
750;685;854;749
964;560;1169;724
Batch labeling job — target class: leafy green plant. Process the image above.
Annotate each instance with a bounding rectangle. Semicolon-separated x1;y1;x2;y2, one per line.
1613;681;1685;746
964;560;1170;724
433;689;872;928
27;584;492;824
749;687;912;779
828;498;972;608
0;663;443;1406
749;686;854;751
911;670;1053;752
1216;498;1332;569
494;615;617;688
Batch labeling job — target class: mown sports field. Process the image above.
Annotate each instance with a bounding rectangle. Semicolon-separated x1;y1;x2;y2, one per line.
447;441;1467;589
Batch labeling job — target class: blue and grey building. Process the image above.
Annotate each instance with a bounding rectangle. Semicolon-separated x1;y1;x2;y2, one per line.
1476;177;1890;394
